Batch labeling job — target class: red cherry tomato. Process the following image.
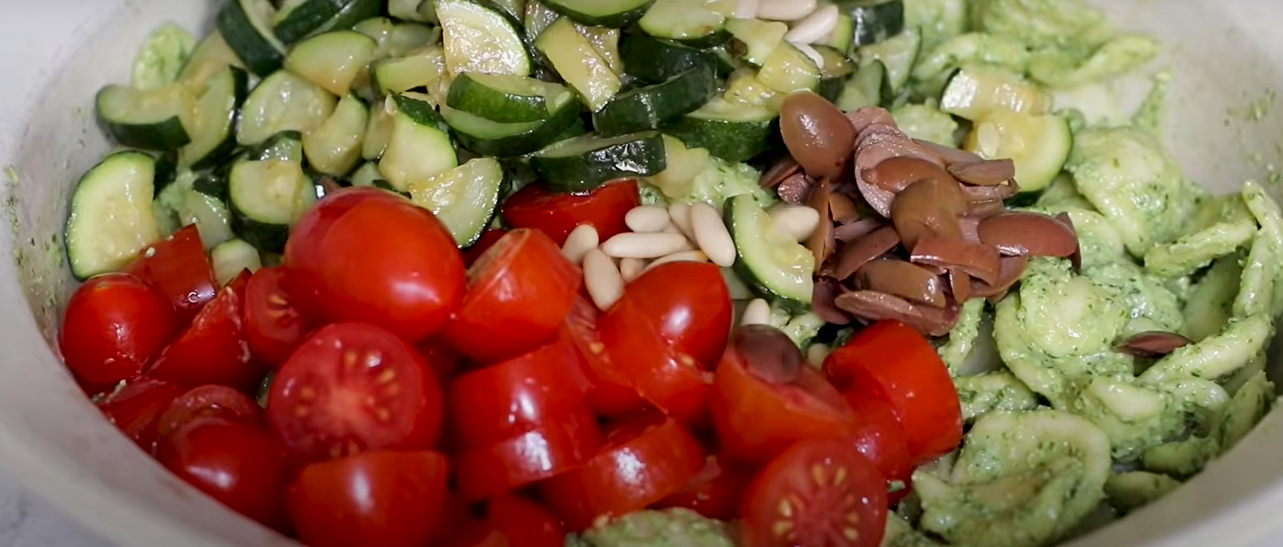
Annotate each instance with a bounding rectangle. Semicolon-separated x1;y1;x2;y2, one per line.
654;455;753;521
268;323;444;461
501;180;639;246
741;437;887;547
711;326;856;465
244;266;306;369
843;394;915;505
286;450;450;547
96;378;184;452
157;418;290;531
447;340;591;448
462;229;508;267
613;262;733;368
155;385;264;446
541;414;705;531
453;405;602;502
146;283;265;393
124;225;217;324
559;296;647;418
417;337;463;384
60;273;177;385
284;187;466;342
598;297;712;426
824;320;963;464
442;229;582;365
456;495;565;547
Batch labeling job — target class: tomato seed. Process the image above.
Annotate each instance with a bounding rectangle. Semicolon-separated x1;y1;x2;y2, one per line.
298;386;318;401
778;498;794;518
342;351;359;371
375;369;396;384
811;464;827;485
834;466;847;486
772;520;794;536
844;527;860;541
375;408;392;422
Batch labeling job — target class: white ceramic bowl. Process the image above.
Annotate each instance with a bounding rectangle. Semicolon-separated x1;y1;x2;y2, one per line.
1;1;1282;546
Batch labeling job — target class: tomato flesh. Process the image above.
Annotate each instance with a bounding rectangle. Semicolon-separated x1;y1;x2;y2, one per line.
843;394;915;505
157;418;290;531
146;283;264;393
462;229;509;267
541;414;705;531
96;378;184;453
124;224;217;324
268;323;444;461
155;384;264;446
287;450;450;547
741;437;888;547
244;266;306;369
453;405;602;502
447;339;591;448
442;229;582;365
559;296;647;418
824;320;963;464
614;262;733;369
598;298;712;426
60;273;177;385
501;180;639;246
654;455;753;521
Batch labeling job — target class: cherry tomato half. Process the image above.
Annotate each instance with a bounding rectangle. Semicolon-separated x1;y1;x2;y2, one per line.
541;414;705;531
654;455;753;521
614;262;733;369
559;296;647;418
285;188;466;342
155;384;264;446
146;283;264;393
442;229;582;365
60;273;177;386
598;297;712;427
287;450;450;547
462;229;508;267
157;418;290;531
244;266;306;369
824;320;963;464
453;405;602;502
711;325;856;465
501;180;639;246
268;323;444;462
124;224;217;324
843;394;915;505
96;378;184;453
741;437;887;547
448;495;565;547
417;337;463;384
447;340;591;448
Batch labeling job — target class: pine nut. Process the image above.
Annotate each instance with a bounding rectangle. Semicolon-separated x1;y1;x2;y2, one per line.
769;204;823;242
690;203;737;267
785;4;839;45
625;205;672;233
583;249;625;311
741;298;772;326
806;343;832;368
620;258;647;282
734;0;760;19
757;0;817;21
561;224;600;265
669;203;697;240
794;43;826;71
601;232;691;259
644;250;710;272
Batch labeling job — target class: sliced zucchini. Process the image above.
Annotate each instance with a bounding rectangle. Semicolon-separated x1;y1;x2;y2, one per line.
389;0;436;22
229;158;317;252
857;25;920;93
371;45;447;95
362;96;397;159
442;92;581;156
182;179;237;249
447;73;573;123
349;161;383;186
618;31;717;84
848;58;892;108
131;23;196;91
437;0;533;77
826;12;855;55
283;30;378;96
211;239;263;286
378;94;458;191
757;42;821;94
485;0;527;21
638;0;728;48
836;0;906;48
191;171;229;201
65;151;163;279
523;0;561;41
304;94;369;175
408;157;505;247
663;97;777;162
726;193;815;306
238;70;338;145
217;0;288;76
247;131;305;162
594;64;717;137
180;66;249;169
273;0;344;44
96;83;196;150
178;32;245;89
964;110;1072;193
940;64;1052;121
814;45;858;103
530;131;668;193
725;18;788;67
723;67;783;110
354;18;439;59
310;0;382;35
154;151;181;197
153;170;194;235
576;24;624;74
535;18;622;111
541;0;654;27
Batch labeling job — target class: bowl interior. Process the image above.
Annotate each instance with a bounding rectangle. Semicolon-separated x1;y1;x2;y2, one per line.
0;1;1281;546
